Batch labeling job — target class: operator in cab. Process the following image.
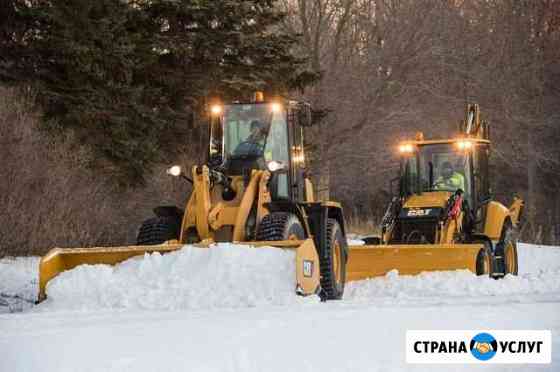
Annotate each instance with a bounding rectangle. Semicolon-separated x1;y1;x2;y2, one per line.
434;161;465;191
233;119;269;157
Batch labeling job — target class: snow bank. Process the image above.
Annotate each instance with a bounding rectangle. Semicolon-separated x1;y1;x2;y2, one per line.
0;256;38;313
518;242;560;274
344;243;560;306
7;242;560;313
38;243;314;312
2;243;559;372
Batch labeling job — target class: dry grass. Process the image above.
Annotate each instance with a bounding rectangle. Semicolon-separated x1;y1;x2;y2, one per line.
345;214;380;236
1;88;555;258
0;88;193;257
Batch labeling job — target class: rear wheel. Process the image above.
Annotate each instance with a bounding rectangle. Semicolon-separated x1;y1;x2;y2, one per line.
319;219;346;300
498;222;518;276
137;216;180;245
255;212;305;241
475;241;493;276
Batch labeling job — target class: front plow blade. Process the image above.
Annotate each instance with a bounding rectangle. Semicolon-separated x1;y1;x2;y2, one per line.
249;239;321;296
38;244;183;302
38;239;321;303
346;244;483;282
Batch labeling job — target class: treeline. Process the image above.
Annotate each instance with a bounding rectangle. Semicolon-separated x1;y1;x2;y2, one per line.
281;0;560;243
1;0;313;184
0;0;315;255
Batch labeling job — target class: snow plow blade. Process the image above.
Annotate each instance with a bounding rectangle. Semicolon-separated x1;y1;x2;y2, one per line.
37;239;321;303
346;244;483;281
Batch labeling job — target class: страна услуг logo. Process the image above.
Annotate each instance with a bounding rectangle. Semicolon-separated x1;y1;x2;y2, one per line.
470;332;498;361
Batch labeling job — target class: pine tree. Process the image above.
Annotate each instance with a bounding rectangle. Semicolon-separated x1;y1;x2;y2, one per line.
0;0;316;185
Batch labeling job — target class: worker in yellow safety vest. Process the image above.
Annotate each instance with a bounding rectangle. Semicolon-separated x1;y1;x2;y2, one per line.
434;161;465;191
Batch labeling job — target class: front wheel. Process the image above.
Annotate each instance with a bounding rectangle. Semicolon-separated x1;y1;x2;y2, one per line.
255;212;305;241
137;216;180;245
319;219;347;300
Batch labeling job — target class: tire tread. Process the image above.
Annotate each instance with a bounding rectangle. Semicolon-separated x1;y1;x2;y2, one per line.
137;216;179;245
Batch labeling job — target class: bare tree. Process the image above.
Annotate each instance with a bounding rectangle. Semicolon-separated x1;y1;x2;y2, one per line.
282;0;560;242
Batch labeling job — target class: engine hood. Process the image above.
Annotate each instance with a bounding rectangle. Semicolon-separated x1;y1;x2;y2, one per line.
403;191;453;209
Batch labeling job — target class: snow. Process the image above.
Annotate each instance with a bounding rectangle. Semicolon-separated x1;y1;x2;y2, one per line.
344;243;560;307
39;243;313;312
1;243;559;371
347;233;366;246
0;256;39;313
517;242;560;273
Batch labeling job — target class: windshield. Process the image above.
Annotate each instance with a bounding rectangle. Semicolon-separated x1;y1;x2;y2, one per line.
210;103;289;169
403;143;471;196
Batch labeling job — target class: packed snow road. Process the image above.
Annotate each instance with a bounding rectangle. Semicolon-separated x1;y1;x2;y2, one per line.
1;243;559;371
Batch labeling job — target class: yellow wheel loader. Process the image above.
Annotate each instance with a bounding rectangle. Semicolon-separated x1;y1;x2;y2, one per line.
347;104;523;281
38;94;348;302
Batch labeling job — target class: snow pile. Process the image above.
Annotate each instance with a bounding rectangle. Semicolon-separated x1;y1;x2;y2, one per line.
344;243;560;306
7;241;560;313
517;242;560;274
2;243;559;372
39;243;314;312
0;256;39;313
346;233;366;246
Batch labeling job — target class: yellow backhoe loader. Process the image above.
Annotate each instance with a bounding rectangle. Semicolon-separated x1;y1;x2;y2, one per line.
347;104;523;281
38;93;348;302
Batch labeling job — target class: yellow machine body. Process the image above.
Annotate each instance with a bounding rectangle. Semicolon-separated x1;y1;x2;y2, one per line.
37;97;346;303
346;105;523;281
182;166;276;243
347;244;482;281
346;190;522;281
38;166;323;302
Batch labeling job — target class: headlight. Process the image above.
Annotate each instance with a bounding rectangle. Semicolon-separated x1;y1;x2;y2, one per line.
267;161;285;172
166;165;182;177
210;105;222;115
270;102;282;113
456;140;473;150
398;143;415;154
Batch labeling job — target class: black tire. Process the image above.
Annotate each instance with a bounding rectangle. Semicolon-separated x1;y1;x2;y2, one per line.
475;240;494;276
363;236;381;245
319;219;346;300
496;222;518;276
137;216;180;245
256;212;305;241
183;227;200;244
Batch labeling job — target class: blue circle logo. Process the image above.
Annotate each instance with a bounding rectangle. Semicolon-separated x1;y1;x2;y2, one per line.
470;333;498;361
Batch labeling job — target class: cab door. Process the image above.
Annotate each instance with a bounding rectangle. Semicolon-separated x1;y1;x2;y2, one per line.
472;143;491;231
287;103;309;203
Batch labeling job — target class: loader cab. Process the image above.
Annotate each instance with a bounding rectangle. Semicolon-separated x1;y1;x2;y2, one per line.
399;139;491;211
208;100;311;203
